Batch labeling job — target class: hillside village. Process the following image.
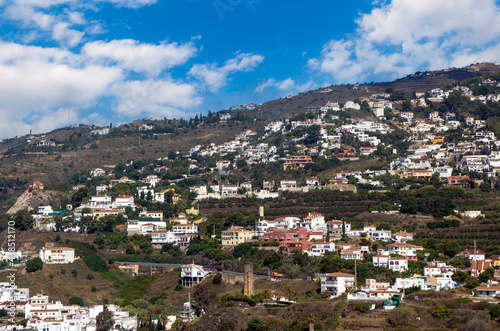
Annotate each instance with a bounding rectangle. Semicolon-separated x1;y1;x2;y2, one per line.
2;66;500;329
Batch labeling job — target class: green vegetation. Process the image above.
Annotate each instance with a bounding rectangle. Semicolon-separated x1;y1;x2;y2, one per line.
83;255;109;272
69;296;85;306
26;257;43;272
388;304;416;327
429;305;451;319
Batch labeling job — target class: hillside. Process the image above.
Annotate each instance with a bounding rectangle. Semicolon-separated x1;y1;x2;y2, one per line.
256;62;500;121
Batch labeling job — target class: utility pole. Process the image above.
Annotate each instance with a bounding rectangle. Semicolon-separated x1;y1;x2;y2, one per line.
354;258;357;290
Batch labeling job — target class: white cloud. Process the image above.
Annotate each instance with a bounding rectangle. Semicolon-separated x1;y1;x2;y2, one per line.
256;77;313;95
309;0;500;84
189;52;264;92
1;0;157;48
83;39;198;75
110;79;202;118
99;0;157;9
0;41;122;138
0;39;208;139
52;22;84;47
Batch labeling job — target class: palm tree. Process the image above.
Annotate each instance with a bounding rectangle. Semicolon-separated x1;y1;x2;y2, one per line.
263;290;270;304
286;288;294;302
306;313;316;331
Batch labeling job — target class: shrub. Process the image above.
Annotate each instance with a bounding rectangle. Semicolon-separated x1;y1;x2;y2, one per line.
91;286;98;292
247;318;268;331
490;305;500;320
430;305;450;319
69;296;85;306
175;284;183;291
462;315;486;331
220;294;256;307
353;303;371;313
0;309;6;317
26;257;43;272
83;255;109;272
212;273;222;284
72;269;78;278
388;304;415;326
86;274;94;280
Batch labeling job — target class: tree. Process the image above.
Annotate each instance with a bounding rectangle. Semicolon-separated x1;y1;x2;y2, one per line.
26;257;43;272
478;267;495;283
451;270;468;283
69;296;85;306
465;276;480;289
429;305;450;319
490;305;500;320
96;309;114;331
263;290;270;304
233;242;252;258
14;209;34;231
286;288;295;301
306;313;316;331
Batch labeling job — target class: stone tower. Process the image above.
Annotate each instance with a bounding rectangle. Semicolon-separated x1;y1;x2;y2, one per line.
244;261;254;296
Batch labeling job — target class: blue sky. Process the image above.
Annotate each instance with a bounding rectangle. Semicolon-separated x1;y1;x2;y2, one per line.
0;0;499;139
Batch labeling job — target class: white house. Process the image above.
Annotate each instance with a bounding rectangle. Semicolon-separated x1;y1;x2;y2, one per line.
142;175;161;187
89;195;112;208
320;272;355;297
280;180;297;190
306;242;335;257
326;220;351;234
455;249;485;261
391;231;414;243
343;101;361;110
474;285;500;297
37;206;53;216
394;277;425;291
127;219;165;236
180;264;212;287
221;185;238;196
151;230;179;245
114;195;135;208
89;168;106;178
340;248;363;260
39;247;75;264
0;283;29;307
385;243;417;257
172;224;198;235
139;210;163;220
423;261;456;277
256;220;276;233
367;230;392;241
300;212;326;230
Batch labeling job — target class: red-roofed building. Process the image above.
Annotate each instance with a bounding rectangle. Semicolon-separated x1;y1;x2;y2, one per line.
471;260;492;277
474;285;500;297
